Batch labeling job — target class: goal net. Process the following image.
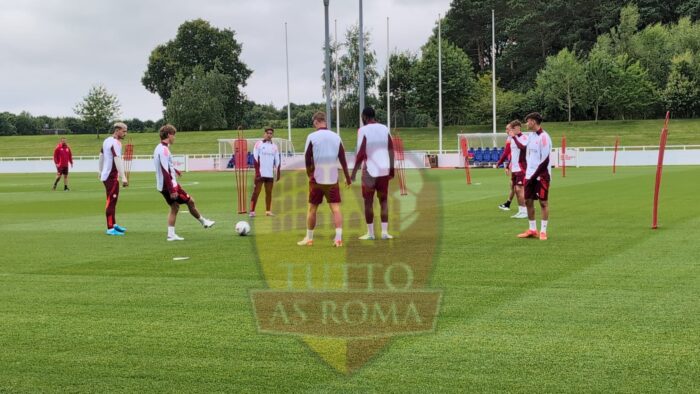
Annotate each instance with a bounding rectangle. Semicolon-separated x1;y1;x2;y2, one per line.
217;138;295;170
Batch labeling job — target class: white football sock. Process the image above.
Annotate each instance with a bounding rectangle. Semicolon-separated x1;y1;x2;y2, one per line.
366;223;375;237
335;228;342;241
529;220;537;231
381;222;389;234
197;216;206;224
168;226;175;237
306;229;314;240
519;206;526;214
541;220;548;233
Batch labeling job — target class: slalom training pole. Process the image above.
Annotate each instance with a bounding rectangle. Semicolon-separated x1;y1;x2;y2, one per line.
613;136;620;175
234;131;248;214
652;111;670;230
561;134;567;178
459;136;471;185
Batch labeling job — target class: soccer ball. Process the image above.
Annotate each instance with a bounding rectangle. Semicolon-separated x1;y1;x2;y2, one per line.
235;221;251;236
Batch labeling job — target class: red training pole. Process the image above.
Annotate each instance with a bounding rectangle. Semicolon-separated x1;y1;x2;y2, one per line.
561;134;567;178
652;111;670;230
234;131;248;214
612;136;620;175
459;137;471;185
392;130;408;196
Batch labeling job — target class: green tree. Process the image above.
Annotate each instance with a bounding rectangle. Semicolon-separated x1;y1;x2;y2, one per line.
470;73;525;124
165;66;231;131
610;4;640;56
662;51;700;117
323;24;379;127
142;19;252;127
0;112;17;136
73;84;121;138
607;55;657;119
413;36;477;125
535;48;588;123
629;23;674;89
586;39;618;121
378;51;418;127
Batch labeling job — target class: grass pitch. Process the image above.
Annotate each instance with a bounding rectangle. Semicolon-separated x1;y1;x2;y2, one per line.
0;167;698;391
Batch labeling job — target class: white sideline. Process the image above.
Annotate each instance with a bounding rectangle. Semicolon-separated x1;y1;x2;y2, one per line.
0;146;699;173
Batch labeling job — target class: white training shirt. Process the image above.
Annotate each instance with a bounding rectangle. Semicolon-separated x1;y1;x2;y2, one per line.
509;133;529;173
100;136;122;181
253;140;281;178
153;142;178;192
356;122;391;177
524;129;553;180
304;128;343;185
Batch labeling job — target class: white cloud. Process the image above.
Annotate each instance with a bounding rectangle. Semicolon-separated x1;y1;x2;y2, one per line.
0;0;450;120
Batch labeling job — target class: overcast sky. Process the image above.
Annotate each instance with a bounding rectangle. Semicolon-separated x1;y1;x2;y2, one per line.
0;0;452;120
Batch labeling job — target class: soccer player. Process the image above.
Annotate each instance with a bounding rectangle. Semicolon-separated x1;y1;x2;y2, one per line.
517;112;552;240
351;107;394;240
501;120;529;219
52;137;73;191
496;132;513;210
250;127;281;217
154;124;215;241
98;122;129;236
297;111;351;247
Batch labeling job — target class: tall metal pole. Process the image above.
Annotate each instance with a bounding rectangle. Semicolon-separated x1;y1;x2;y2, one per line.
386;17;391;131
285;22;292;141
491;9;497;135
323;0;332;126
438;14;443;154
358;0;365;126
335;19;340;134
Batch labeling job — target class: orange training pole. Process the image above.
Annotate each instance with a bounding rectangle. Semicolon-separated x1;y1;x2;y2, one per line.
652;112;670;229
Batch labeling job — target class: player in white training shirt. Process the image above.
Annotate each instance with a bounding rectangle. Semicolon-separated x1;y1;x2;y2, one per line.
249;127;281;217
297;111;351;247
517;112;552;241
351;107;395;240
98;122;129;236
504;120;529;218
154;124;215;241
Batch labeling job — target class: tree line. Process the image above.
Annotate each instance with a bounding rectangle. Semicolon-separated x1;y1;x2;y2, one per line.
3;1;699;135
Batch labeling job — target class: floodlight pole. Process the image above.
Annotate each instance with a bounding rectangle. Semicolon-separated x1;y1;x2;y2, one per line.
324;0;332;126
438;14;443;154
359;0;365;126
491;9;497;136
285;22;292;142
335;19;340;134
386;17;391;131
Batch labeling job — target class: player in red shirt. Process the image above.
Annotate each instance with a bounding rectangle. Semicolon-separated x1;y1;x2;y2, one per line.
495;134;513;210
52;137;73;191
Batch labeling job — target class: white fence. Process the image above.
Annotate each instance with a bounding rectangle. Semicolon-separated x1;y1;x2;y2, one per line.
1;146;698;173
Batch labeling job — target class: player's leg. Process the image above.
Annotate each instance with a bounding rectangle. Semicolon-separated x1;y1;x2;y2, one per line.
52;171;62;190
518;178;539;238
167;202;184;241
183;195;215;228
359;172;376;240
499;176;513;210
298;203;318;246
249;178;263;216
377;176;392;239
264;180;274;215
63;172;70;191
329;202;343;246
104;179;122;235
